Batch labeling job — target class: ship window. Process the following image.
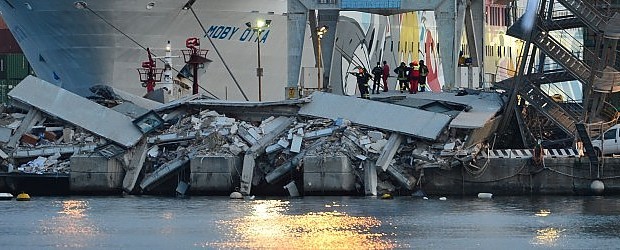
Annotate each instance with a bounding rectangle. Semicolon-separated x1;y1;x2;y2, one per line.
3;0;14;9
0;59;3;71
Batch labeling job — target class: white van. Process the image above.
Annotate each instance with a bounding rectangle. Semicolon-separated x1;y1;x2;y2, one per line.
591;124;620;156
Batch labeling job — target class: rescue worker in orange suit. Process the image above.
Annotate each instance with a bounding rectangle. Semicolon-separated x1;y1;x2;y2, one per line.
382;61;390;92
394;62;409;93
418;60;429;92
348;67;372;99
409;61;420;94
371;62;383;94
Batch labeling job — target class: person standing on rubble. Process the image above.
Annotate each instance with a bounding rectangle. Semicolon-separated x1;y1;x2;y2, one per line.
409;61;420;94
371;62;383;94
381;61;390;92
394;62;409;93
348;67;372;99
418;60;429;92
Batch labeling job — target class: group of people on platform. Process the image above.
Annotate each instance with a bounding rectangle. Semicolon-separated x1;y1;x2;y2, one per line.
348;60;429;99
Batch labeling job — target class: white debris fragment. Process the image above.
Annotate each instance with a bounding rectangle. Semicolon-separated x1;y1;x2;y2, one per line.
277;138;289;148
290;134;303;153
230;124;238;135
147;145;159;157
367;131;384;142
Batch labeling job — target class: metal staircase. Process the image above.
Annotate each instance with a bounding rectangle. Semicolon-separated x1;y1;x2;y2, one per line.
518;81;579;135
575;123;599;166
532;30;592;83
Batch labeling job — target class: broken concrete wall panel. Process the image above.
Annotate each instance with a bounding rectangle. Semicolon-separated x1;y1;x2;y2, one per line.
8;76;144;148
237;126;258;146
299;92;451;140
376;133;403;171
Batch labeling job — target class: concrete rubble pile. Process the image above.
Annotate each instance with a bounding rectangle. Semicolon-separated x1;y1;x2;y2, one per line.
1;77;498;196
0;107;105;174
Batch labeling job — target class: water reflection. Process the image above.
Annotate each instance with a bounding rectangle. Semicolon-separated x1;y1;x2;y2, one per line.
39;200;99;248
206;200;396;249
535;209;551;217
533;227;565;246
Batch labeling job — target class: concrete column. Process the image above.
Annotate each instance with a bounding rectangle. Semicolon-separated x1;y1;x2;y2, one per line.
318;9;339;90
465;0;484;69
435;0;467;90
287;0;309;88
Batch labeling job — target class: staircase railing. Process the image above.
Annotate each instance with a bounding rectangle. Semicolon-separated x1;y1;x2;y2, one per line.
555;0;611;32
587;101;620;137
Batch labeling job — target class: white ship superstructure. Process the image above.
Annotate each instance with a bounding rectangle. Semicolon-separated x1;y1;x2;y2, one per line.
0;0;302;100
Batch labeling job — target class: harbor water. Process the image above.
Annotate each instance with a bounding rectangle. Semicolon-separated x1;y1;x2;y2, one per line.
2;195;620;249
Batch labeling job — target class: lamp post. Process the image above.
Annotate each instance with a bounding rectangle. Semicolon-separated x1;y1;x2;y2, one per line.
316;25;328;91
246;19;271;101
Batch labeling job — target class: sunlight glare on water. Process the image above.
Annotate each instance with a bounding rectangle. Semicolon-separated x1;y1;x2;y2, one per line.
203;199;396;249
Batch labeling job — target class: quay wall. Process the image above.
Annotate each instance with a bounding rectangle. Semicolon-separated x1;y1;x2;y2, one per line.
189;155;241;195
303;155;357;195
69;154;124;194
424;157;620;196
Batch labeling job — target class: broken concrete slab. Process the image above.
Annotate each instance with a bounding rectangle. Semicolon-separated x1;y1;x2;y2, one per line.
90;84;162;110
299;92;451;140
376;133;403;171
122;138;148;193
284;181;300;197
399;91;503;129
265;138;327;184
290;134;303;153
7;108;42;148
386;165;416;190
237;126;258;146
112;102;149;119
304;127;337;140
13;144;98;158
140;153;193;191
9;76;144;148
239;117;295;195
364;161;377;196
0;126;12;143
